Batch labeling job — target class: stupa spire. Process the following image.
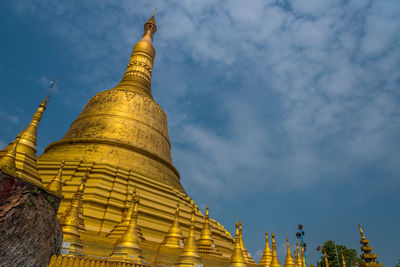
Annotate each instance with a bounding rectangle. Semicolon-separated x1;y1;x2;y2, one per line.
323;250;329;267
341;252;347;267
45;161;64;196
358;224;382;267
176;204;202;265
122;186;137;223
0;93;49;186
197;205;216;253
107;185;145;242
18;95;47;158
284;238;296;267
0;134;20;177
270;233;282;267
60;171;88;255
114;13;157;97
161;202;184;248
230;218;247;267
110;190;144;263
258;232;272;266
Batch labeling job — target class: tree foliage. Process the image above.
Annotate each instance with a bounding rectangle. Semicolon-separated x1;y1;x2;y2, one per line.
317;240;360;267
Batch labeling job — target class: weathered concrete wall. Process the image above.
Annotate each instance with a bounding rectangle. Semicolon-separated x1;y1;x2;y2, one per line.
0;172;62;267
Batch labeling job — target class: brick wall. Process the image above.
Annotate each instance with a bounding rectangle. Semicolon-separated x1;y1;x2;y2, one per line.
0;172;62;267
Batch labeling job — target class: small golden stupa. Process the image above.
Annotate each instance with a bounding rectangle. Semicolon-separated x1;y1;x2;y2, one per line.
270;233;282;267
258;232;272;266
284;238;296;267
358;224;382;267
323;250;329;267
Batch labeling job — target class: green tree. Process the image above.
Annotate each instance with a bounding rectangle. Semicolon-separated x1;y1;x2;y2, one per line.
317;241;360;267
395;259;400;267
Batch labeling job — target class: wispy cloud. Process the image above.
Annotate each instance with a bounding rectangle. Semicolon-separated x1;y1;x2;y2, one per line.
0;139;6;148
0;110;19;124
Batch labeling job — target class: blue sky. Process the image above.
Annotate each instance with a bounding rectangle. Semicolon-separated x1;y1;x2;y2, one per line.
1;0;399;265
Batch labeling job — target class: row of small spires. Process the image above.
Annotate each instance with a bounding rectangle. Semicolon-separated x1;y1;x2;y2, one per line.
44;170;380;267
53;172;287;266
0;95;381;267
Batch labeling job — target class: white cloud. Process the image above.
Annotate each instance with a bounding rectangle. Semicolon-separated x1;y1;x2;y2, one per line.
0;110;19;124
0;139;6;148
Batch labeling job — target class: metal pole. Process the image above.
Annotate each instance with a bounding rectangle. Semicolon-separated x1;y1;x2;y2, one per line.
333;241;341;267
301;236;308;267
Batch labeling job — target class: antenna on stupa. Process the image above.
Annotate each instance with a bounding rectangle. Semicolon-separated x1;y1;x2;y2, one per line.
153;7;157;16
47;78;57;104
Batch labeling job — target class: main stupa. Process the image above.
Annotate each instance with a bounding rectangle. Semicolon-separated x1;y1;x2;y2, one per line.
35;14;254;266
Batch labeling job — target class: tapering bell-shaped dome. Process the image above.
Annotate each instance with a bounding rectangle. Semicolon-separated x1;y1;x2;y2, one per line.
39;14;183;192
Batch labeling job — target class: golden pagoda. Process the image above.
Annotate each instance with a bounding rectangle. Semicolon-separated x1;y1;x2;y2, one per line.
59;170;88;255
323;250;329;267
284;238;296;267
341;253;347;267
110;190;144;263
175;204;202;266
161;202;184;249
270;233;282;267
197;205;219;255
0;96;48;187
0;134;20;177
33;13;236;266
258;232;272;266
45;161;64;196
358;224;382;267
230;219;247;267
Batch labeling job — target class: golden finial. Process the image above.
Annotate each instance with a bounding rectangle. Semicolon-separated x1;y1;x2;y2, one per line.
358;224;365;239
341;252;347;267
230;218;247;267
144;10;157;38
77;170;89;192
258;232;272;266
270;233;282;267
59;174;87;255
45;161;64;196
121;173;132;221
323;250;329;267
176;204;202;264
123;183;137;222
161;202;184;248
18;93;48;158
284;238;296;267
296;242;302;267
198;204;216;253
114;14;157;97
0;134;20;177
110;192;144;263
